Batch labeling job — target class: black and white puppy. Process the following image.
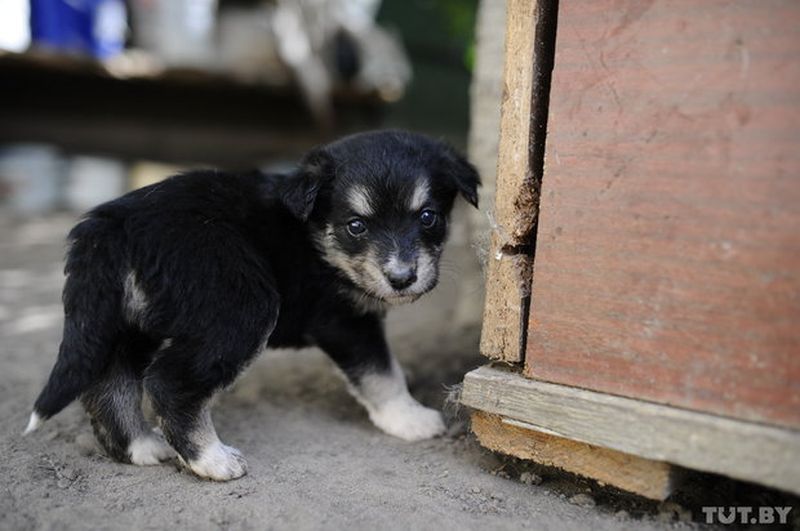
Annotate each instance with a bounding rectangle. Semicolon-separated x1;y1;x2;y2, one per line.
24;130;479;481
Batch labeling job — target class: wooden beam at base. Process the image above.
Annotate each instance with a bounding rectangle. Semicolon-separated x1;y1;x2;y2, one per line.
471;411;675;500
461;365;800;495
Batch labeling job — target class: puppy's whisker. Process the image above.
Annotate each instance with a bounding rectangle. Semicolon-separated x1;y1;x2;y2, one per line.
438;268;462;282
438;259;463;275
439;265;462;276
436;274;461;290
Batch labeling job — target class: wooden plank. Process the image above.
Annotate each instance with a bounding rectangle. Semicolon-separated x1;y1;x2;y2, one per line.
462;365;800;495
480;233;533;361
471;411;675;500
479;0;556;361
525;0;800;428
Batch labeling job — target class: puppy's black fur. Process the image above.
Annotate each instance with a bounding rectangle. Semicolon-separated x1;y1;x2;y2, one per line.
27;130;479;480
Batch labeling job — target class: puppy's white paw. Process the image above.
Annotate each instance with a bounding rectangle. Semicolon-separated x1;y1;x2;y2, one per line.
369;396;446;442
186;441;248;481
128;433;175;466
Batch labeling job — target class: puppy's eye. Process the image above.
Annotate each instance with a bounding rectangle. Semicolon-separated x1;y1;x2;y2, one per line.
347;218;367;236
419;209;438;228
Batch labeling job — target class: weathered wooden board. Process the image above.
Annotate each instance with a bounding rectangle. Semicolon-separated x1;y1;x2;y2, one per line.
525;0;800;428
480;0;556;362
462;366;800;495
471;411;675;500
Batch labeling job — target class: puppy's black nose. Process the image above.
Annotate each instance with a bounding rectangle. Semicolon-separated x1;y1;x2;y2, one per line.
386;267;417;290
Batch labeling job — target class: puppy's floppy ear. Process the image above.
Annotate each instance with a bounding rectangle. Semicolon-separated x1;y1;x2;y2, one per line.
437;144;481;208
280;149;334;221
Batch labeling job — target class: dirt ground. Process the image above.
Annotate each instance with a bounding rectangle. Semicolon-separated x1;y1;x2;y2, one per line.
1;213;795;531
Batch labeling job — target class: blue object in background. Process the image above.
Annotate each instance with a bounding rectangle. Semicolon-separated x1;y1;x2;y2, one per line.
30;0;127;59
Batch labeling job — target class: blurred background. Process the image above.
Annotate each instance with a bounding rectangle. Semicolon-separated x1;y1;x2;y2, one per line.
0;0;483;216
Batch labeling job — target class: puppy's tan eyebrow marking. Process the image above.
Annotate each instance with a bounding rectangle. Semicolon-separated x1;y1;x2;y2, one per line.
408;179;430;211
347;185;374;217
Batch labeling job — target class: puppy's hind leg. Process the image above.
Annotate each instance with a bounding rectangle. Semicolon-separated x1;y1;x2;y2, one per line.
143;318;275;481
174;400;248;482
81;334;174;465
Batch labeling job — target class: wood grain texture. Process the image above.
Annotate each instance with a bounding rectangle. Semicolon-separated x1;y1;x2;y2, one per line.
462;366;800;495
480;0;555;361
525;0;800;428
471;411;675;500
481;232;533;361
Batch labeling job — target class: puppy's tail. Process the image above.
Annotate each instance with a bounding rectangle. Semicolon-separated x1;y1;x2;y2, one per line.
24;318;117;434
25;216;125;435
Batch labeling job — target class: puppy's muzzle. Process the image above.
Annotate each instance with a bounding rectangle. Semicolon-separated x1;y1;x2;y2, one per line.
384;263;417;291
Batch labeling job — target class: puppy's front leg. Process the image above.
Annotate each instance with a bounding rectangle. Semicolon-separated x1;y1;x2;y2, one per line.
315;314;446;441
354;356;447;441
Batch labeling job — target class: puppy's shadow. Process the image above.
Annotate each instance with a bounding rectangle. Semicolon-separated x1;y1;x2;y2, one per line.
228;348;359;420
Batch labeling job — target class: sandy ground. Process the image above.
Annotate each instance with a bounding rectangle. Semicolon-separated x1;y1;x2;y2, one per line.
1;213;795;531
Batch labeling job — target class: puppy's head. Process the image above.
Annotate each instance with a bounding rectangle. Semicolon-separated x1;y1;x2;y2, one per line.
280;130;480;305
